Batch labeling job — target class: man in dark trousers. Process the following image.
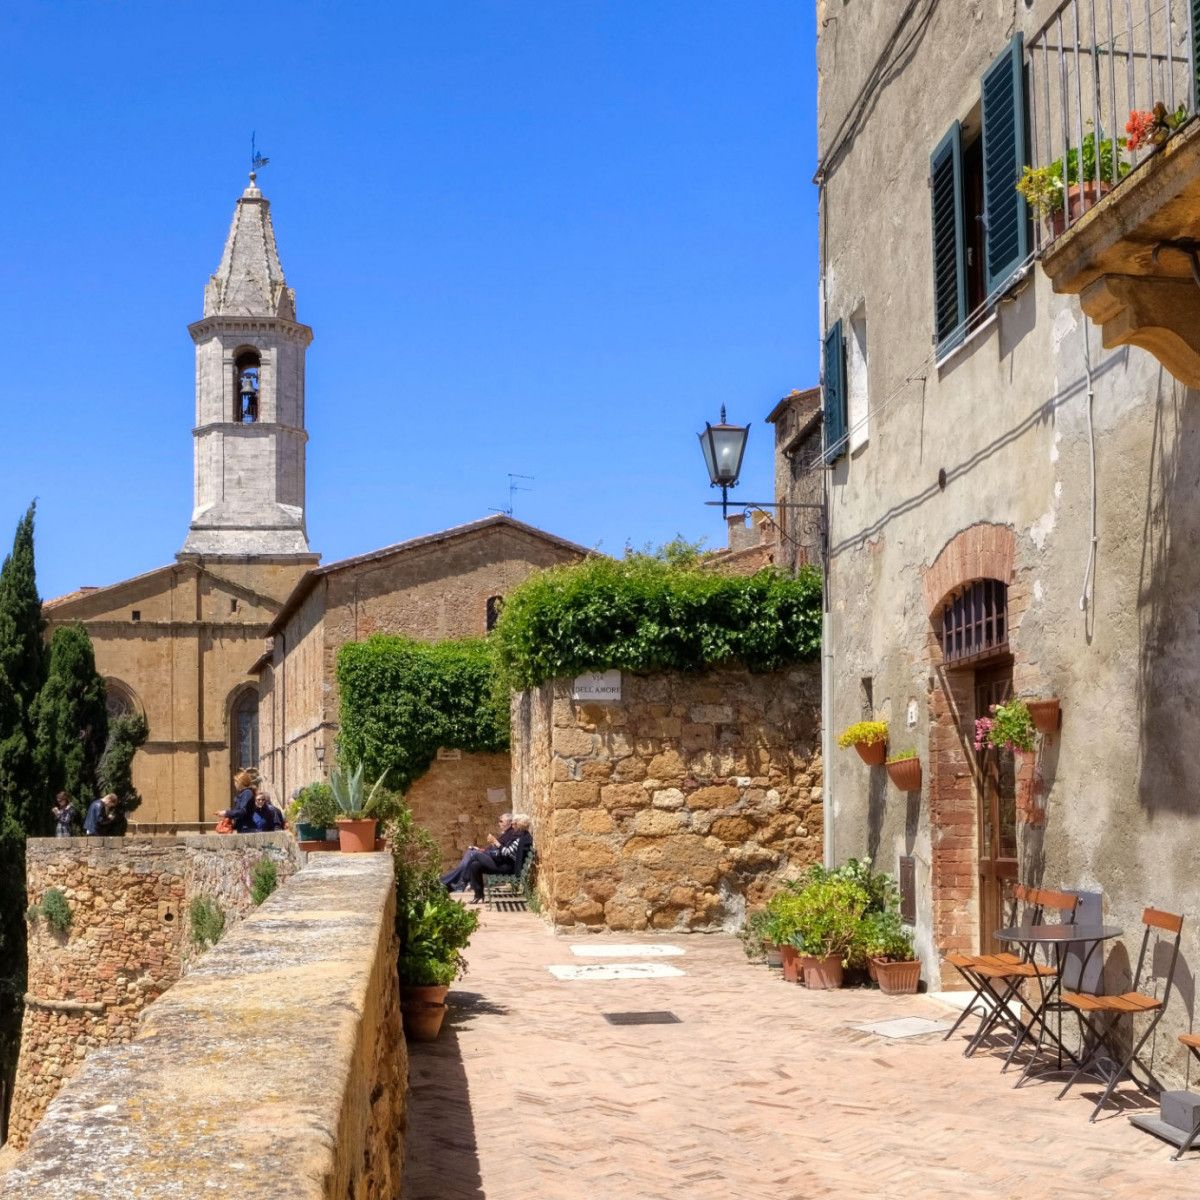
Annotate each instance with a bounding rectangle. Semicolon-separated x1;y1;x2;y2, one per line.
441;813;516;892
464;815;533;905
83;793;120;836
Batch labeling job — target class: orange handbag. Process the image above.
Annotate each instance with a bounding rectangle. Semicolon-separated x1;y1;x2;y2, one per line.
214;817;235;835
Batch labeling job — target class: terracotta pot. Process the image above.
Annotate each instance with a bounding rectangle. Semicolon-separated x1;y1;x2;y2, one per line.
403;984;450;1007
298;839;339;852
885;757;922;791
335;817;379;853
1047;181;1112;236
854;740;887;766
779;944;801;983
1026;698;1061;733
867;957;878;983
402;1000;447;1042
803;953;844;990
872;957;921;995
799;954;819;984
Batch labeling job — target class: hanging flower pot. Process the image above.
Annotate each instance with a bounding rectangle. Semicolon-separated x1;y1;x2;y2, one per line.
1026;698;1061;733
837;721;888;766
885;755;921;791
855;741;887;766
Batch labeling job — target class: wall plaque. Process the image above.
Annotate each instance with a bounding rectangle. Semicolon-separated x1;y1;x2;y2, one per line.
571;670;621;702
899;855;917;925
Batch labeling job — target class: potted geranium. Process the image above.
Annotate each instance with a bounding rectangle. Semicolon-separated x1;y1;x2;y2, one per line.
837;720;888;767
974;698;1035;755
790;876;868;990
330;762;390;852
884;749;921;791
1126;102;1187;152
1015;131;1128;235
861;910;921;995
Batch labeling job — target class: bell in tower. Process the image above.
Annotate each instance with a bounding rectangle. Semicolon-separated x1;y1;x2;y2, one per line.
236;350;260;424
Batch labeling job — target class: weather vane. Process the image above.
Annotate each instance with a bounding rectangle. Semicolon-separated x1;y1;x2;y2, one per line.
250;131;270;174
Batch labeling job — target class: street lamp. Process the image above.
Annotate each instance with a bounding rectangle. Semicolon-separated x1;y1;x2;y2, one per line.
698;406;750;517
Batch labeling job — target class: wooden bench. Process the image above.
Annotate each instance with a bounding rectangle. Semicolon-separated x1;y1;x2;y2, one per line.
483;850;536;910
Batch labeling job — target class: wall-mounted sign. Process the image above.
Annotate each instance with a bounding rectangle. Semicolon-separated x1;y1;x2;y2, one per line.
486;788;508;806
436;747;462;761
572;670;621;702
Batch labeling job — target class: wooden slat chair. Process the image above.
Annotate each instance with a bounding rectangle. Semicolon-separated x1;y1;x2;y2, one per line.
1057;907;1184;1122
970;887;1080;1073
1166;1034;1200;1160
942;883;1046;1055
483;848;536;910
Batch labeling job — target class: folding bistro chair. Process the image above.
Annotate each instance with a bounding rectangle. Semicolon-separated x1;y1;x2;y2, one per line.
970;887;1080;1077
942;884;1046;1055
1058;907;1184;1121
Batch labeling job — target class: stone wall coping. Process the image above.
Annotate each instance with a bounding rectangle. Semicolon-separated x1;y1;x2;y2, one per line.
24;831;295;854
3;853;396;1198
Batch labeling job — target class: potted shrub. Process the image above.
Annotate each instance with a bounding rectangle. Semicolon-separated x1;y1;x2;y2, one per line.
884;749;921;791
330;763;390;852
739;909;782;969
761;893;806;982
398;893;479;1041
790;876;869;990
287;781;339;845
974;698;1035;755
1015;131;1129;235
861;910;921;995
836;720;888;767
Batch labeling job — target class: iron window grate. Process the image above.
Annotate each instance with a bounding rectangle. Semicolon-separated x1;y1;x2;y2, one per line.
940;578;1008;665
602;1011;681;1026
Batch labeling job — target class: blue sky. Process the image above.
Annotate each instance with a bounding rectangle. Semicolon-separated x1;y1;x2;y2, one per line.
0;2;817;600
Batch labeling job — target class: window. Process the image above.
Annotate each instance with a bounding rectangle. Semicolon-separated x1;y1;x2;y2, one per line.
822;320;846;464
232;689;259;771
131;610;141;622
105;680;137;721
846;307;868;453
939;579;1008;665
931;36;1028;355
234;348;261;424
486;595;504;633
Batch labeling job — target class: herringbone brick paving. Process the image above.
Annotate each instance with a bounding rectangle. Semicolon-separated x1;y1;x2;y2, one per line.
402;912;1198;1199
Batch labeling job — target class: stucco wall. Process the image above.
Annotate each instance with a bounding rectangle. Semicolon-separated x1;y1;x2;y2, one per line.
817;0;1200;1058
7;833;301;1147
2;853;405;1199
512;665;822;931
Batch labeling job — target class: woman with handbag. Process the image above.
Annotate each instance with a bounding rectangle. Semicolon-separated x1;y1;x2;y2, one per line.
212;769;258;833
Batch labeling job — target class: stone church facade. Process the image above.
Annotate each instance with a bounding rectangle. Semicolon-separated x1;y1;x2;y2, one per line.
45;175;585;829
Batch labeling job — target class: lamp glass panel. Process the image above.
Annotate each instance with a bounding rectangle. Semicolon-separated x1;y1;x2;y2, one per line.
709;425;748;485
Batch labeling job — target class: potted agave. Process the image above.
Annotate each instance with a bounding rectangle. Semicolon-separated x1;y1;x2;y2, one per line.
330;762;390;852
862;910;921;995
884;749;921;791
837;720;888;767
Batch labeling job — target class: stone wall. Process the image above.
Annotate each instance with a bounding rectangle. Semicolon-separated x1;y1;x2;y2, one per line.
512;664;822;931
7;833;301;1147
2;853;405;1199
406;750;512;868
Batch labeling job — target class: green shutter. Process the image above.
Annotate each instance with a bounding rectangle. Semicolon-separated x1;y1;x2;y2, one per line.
981;35;1028;295
822;320;846;465
931;122;966;354
1193;1;1200;111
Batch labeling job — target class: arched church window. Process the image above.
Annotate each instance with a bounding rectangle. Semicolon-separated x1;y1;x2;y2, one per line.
105;680;140;722
938;579;1008;665
232;688;259;771
234;349;260;424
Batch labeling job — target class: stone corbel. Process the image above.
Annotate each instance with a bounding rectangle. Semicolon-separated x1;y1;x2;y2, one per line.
1079;274;1200;388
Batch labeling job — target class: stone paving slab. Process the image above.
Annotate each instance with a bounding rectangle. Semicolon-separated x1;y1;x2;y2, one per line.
403;912;1200;1199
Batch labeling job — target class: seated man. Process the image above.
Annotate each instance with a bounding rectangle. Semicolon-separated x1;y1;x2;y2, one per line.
442;813;514;892
464;815;533;905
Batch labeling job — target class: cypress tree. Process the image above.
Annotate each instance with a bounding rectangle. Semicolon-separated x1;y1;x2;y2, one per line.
0;501;46;841
98;711;149;830
32;623;108;826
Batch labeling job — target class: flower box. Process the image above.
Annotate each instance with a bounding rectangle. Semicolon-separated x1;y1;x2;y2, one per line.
872;958;921;995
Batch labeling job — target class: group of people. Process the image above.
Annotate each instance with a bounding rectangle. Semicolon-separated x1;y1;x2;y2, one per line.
441;812;534;904
212;770;286;833
51;791;121;837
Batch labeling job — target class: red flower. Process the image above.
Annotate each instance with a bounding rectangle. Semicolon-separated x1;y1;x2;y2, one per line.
1126;109;1155;151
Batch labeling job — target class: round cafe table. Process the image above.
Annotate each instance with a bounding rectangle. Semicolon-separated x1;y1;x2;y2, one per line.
993;924;1123;1084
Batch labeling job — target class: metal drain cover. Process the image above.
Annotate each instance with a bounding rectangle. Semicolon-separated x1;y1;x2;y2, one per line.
602;1010;681;1025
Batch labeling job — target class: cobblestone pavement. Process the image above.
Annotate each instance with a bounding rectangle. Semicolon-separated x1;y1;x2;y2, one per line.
402;910;1199;1199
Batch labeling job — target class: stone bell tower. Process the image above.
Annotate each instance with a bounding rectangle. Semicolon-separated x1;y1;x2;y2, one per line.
180;173;314;558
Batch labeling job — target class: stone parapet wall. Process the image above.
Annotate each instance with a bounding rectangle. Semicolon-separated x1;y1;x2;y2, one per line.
512;664;822;931
7;833;301;1147
2;853;405;1199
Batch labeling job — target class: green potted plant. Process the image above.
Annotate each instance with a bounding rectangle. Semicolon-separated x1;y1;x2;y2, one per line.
973;698;1035;755
329;762;390;852
790;876;869;989
884;748;921;791
861;910;921;995
1015;131;1129;235
1126;102;1187;152
739;908;782;969
398;892;479;1040
761;893;806;982
836;720;888;767
287;781;339;845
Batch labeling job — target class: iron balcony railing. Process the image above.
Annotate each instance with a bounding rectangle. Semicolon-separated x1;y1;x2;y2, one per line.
1027;0;1197;244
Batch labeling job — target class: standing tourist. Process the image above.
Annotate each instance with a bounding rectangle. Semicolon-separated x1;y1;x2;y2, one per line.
51;792;75;837
83;793;120;836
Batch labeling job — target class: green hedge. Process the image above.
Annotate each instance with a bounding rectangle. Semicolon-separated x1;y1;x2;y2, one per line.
493;556;822;691
337;635;509;790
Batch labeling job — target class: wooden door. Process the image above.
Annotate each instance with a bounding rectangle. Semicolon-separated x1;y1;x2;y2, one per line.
975;663;1017;955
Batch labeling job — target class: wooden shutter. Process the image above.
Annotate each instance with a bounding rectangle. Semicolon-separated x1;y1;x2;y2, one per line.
1193;1;1200;111
822;320;846;465
981;35;1028;296
931;122;966;354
